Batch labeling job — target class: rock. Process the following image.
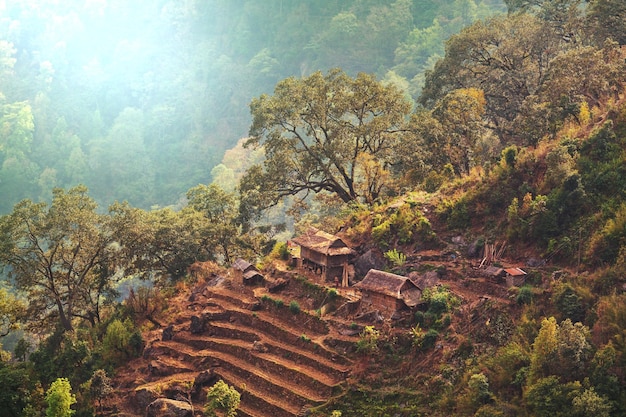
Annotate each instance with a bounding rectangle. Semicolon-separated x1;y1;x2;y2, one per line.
452;235;465;245
355;310;384;323
146;398;193;417
133;388;160;411
190;314;207;334
467;239;483;258
193;369;217;389
526;258;545;267
354;249;385;278
162;325;174;341
249;301;263;311
251;340;268;353
267;278;288;293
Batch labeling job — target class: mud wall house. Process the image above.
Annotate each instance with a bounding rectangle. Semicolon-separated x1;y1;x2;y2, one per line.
291;228;354;283
354;269;422;317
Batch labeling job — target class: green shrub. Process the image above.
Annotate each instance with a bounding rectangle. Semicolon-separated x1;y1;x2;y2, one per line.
205;380;240;417
289;301;301;314
269;241;290;261
421;329;439;350
516;285;534;305
372;204;436;247
356;326;380;353
45;378;76;417
384;248;407;267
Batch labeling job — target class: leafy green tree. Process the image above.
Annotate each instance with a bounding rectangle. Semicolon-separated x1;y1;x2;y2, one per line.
524;376;581;417
187;184;241;264
0;360;35;417
110;201;208;281
571;388;612;417
431;87;488;175
0;186;118;331
45;378;76;417
0;286;25;337
101;319;143;366
468;372;494;406
530;317;593;383
204;379;240;417
243;69;411;208
420;13;563;143
586;0;626;44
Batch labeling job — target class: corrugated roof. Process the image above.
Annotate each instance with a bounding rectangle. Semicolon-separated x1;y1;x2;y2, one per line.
505;267;526;276
291;227;354;256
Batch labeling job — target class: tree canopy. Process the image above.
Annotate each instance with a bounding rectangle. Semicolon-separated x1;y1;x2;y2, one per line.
242;69;412;207
0;186;119;331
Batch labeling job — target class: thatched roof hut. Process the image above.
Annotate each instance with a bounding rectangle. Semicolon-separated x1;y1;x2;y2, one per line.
291;228;354;283
232;258;258;273
232;258;263;285
354;269;422;316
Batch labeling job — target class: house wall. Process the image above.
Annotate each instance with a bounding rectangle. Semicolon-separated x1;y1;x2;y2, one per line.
360;290;402;315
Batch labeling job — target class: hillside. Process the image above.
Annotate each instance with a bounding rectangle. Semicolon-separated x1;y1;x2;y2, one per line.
107;211;563;416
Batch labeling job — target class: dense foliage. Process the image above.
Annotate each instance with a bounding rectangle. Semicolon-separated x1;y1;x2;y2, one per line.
0;0;625;416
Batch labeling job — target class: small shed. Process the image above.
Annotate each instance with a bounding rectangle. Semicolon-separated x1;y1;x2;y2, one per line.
505;267;527;287
232;258;264;285
483;266;505;282
354;269;422;316
291;228;354;283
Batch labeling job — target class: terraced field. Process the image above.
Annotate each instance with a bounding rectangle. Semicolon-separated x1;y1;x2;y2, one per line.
115;281;355;417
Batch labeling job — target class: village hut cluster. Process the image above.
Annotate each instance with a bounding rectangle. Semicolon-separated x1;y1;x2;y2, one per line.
232;228;527;319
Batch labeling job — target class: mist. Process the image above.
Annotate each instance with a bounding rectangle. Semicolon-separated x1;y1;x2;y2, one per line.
0;0;505;212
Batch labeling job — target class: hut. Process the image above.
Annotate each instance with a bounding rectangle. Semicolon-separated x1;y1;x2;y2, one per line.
354;269;422;316
232;258;264;285
291;228;354;284
504;267;527;287
483;266;505;282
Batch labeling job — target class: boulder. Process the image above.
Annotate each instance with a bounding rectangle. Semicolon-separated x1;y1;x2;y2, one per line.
354;249;385;278
193;369;217;389
190;314;208;334
267;278;288;293
133;388;160;411
162;325;174;341
467;239;483;258
146;398;193;417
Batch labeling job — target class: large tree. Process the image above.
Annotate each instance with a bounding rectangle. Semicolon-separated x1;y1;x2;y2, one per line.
0;186;119;332
241;69;412;208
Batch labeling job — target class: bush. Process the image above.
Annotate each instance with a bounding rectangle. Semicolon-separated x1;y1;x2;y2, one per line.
45;378;76;417
516;285;534;305
356;326;380;353
289;301;301;314
269;241;290;260
102;319;143;365
205;380;240;417
421;329;439;350
372;203;436;247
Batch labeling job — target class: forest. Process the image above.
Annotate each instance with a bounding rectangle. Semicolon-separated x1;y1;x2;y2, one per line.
1;0;626;416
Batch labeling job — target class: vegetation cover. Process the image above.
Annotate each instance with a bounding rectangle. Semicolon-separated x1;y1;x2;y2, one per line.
0;0;625;416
